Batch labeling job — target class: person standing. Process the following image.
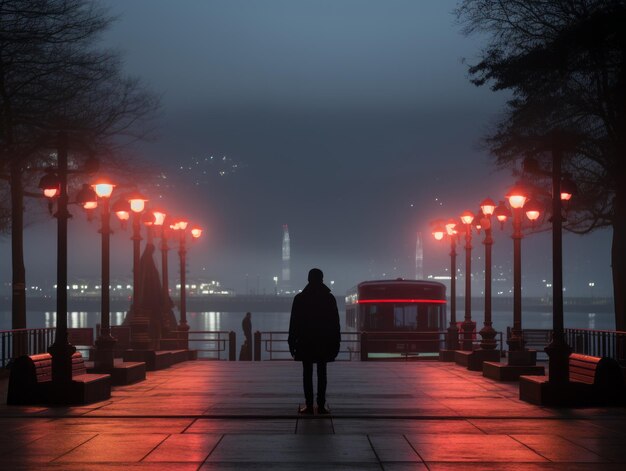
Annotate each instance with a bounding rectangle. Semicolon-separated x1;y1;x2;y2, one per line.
240;312;252;360
288;268;340;414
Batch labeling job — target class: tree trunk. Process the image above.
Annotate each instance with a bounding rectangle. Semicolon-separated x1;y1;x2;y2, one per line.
613;185;626;332
10;160;26;329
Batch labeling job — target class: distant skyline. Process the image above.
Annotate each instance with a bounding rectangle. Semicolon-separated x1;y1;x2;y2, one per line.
0;0;614;300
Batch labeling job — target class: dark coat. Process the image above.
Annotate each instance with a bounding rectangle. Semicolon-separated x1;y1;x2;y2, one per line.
288;282;341;363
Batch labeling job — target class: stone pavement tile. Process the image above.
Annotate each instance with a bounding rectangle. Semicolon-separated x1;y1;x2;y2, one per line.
564;437;626;462
55;433;169;463
143;433;221;462
200;464;382;470
333;419;483;435
0;432;51;455
587;418;626;436
0;432;96;463
511;434;607;462
296;417;334;434
26;418;194;434
435;398;554;417
426;463;626;470
186;418;296;434
469;419;613;437
404;433;547;463
368;434;423;463
206;434;378;464
4;463;201;470
0;418;56;434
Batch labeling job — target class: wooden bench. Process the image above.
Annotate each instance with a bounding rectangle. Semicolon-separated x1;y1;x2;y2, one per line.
519;353;624;405
522;329;552;358
569;353;623;391
7;351;111;405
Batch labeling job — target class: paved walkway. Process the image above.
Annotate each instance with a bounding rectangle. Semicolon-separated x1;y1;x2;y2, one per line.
1;360;626;470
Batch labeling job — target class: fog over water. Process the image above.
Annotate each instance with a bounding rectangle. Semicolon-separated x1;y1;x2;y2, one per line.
0;1;615;302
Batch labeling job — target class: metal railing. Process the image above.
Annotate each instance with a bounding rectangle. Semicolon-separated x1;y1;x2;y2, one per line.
1;327;56;368
254;331;360;361
252;330;505;361
186;330;236;360
566;328;626;365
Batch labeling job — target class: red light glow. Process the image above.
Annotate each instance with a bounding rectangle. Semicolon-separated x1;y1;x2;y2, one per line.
116;210;130;221
44;188;59;198
560;192;572;201
357;299;446;304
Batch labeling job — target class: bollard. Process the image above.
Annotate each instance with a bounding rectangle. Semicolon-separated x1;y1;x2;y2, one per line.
360;332;368;361
228;331;236;361
254;331;261;361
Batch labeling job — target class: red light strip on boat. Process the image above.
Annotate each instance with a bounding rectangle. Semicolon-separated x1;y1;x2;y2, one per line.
357;299;446;304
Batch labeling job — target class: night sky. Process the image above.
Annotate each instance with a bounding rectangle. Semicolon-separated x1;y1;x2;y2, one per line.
0;0;614;298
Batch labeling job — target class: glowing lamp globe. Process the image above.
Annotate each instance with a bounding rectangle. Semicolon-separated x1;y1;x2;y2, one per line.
83;201;98;210
445;218;457;235
460;210;474;225
175;220;189;230
480;198;496;216
560;175;576;202
92;177;115;198
191;227;202;238
526;209;540;221
506;184;527;209
116;211;130;222
524;200;541;222
494;200;510;222
38;172;60;198
126;191;148;213
152;210;167;226
112;197;131;222
142;212;156;226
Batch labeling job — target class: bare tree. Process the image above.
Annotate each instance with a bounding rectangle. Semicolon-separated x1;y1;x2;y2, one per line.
456;0;626;329
0;0;159;328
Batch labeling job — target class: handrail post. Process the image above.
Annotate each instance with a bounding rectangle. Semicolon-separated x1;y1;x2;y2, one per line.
253;331;261;361
228;331;236;361
360;331;368;361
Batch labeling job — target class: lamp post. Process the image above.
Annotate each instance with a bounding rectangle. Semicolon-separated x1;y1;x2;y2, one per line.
39;134;75;382
432;219;459;354
505;183;531;352
91;177;117;371
478;198;498;351
126;191;150;350
172;219;190;334
544;144;574;383
459;210;476;351
152;209;175;335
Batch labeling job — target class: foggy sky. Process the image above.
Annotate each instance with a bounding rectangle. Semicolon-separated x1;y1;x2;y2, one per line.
0;0;614;298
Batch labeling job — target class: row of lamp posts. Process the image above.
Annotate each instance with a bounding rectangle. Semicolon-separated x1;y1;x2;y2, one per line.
432;178;573;369
38;136;203;383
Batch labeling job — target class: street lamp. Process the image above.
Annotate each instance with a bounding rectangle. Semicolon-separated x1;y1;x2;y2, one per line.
172;218;190;335
38;133;100;390
122;190;150;350
151;209;175;337
91;177;117;371
432;219;459;356
477;198;499;353
504;182;541;354
459;210;476;351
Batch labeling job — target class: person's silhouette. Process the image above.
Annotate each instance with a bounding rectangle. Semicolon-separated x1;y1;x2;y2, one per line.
240;312;252;360
288;268;340;414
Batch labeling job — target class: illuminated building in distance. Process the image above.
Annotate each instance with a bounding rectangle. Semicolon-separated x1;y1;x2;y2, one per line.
282;224;291;293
